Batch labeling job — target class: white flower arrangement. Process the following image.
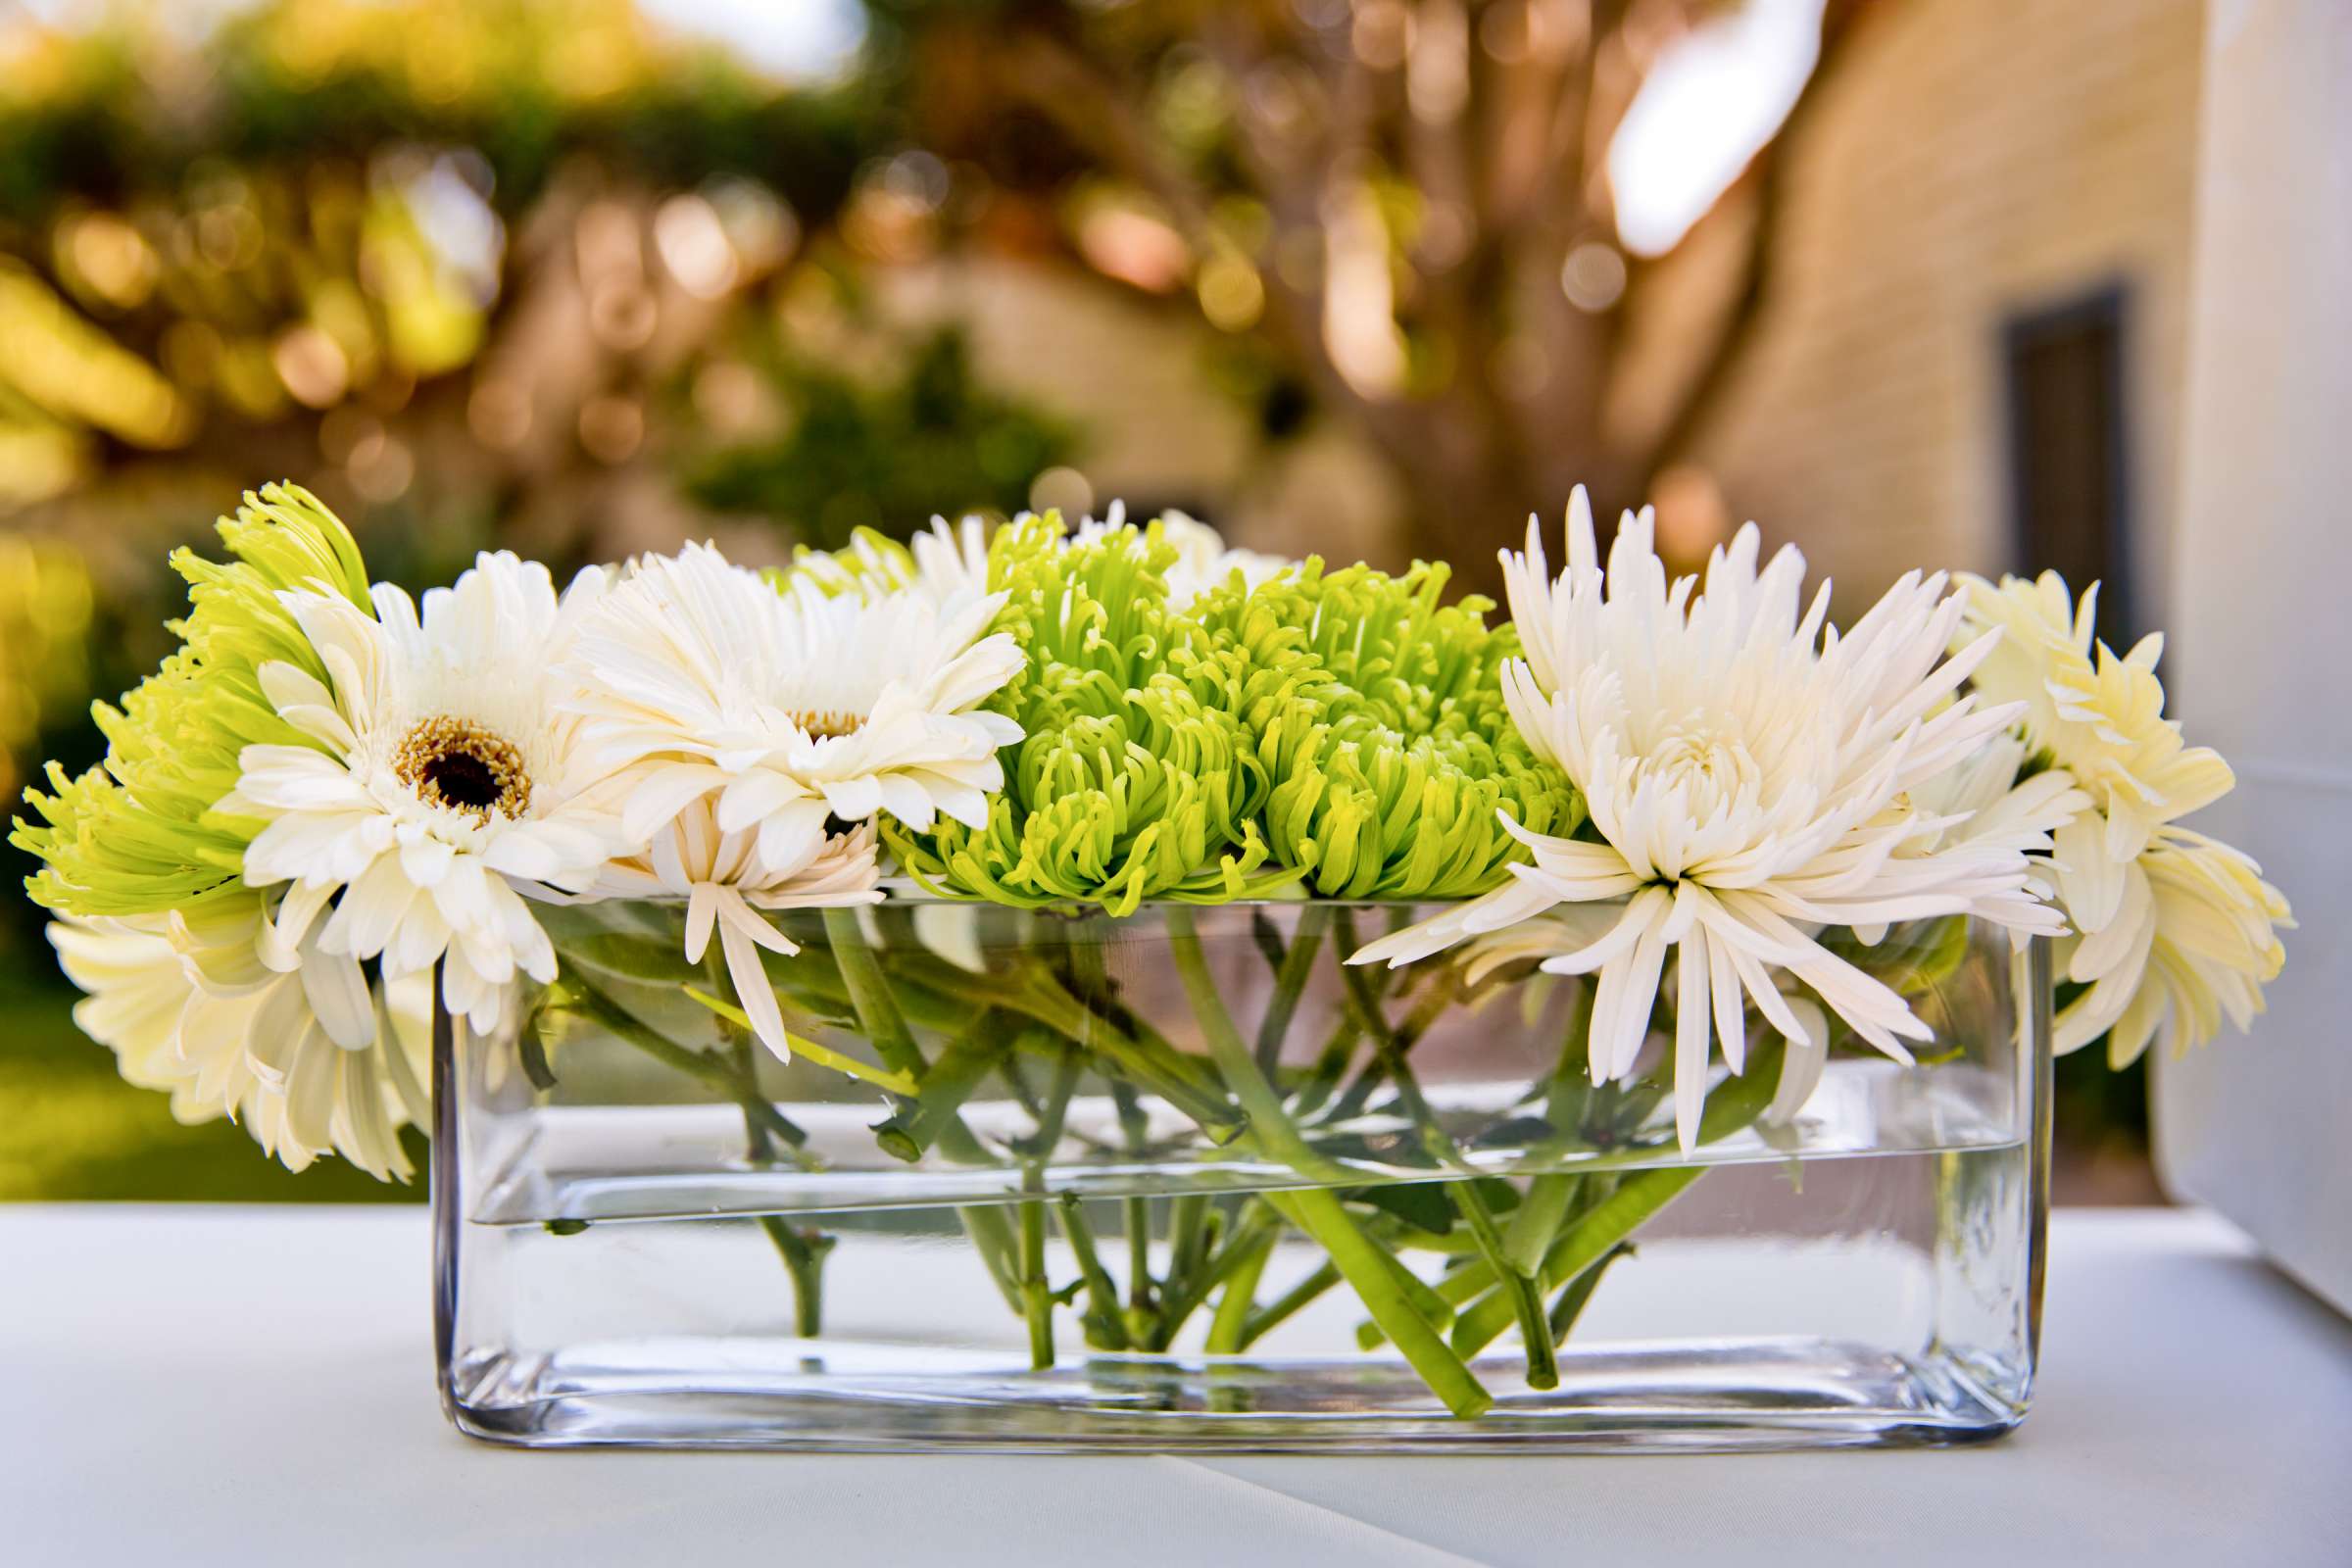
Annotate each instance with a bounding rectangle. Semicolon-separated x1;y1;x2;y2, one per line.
14;480;2290;1420
17;482;2287;1177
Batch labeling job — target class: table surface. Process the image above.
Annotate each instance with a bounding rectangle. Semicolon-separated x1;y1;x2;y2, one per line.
5;1204;2347;1567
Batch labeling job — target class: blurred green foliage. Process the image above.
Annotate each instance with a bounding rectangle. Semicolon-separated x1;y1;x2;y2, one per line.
686;325;1072;549
0;956;422;1201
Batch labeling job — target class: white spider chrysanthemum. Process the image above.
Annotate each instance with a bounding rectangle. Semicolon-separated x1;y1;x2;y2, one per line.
220;553;625;1032
597;802;885;1059
565;542;1024;874
47;896;430;1179
1855;732;2090;946
1957;572;2289;1059
1352;490;2061;1152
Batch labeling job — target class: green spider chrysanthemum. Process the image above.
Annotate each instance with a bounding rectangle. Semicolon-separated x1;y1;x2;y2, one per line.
1172;558;1582;900
13;483;373;916
883;513;1292;913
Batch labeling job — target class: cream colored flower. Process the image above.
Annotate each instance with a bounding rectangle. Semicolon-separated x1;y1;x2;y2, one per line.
2051;826;2289;1063
1354;490;2058;1152
597;801;884;1059
566;541;1024;877
792;514;993;606
1958;572;2289;1058
220;552;624;1032
1959;572;2235;934
47;895;430;1179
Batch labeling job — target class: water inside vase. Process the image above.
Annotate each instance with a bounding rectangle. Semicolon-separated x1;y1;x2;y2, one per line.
445;1133;2034;1448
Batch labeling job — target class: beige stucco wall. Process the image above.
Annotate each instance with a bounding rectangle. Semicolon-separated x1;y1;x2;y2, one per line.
1683;0;2207;618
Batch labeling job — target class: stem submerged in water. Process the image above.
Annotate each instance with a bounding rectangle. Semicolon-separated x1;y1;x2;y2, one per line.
1165;906;1494;1419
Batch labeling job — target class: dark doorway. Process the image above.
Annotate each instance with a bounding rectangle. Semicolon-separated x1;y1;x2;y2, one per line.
2002;286;2134;648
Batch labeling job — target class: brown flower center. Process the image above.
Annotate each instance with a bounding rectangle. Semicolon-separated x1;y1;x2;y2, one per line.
395;716;531;820
787;708;864;740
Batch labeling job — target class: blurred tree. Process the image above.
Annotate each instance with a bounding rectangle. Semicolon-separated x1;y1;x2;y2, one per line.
870;0;1878;586
0;0;877;550
0;0;1084;952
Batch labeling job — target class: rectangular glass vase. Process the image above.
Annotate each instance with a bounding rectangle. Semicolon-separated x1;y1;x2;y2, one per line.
434;900;2051;1451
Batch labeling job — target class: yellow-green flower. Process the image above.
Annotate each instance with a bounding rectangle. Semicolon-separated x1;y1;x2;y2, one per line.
884;513;1288;913
14;483;372;916
1173;558;1580;899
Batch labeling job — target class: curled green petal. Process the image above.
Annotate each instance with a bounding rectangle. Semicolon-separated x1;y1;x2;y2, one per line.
1172;558;1583;899
885;513;1287;911
13;483;373;916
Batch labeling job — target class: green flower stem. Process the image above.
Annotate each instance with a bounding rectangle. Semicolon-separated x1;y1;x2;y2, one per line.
1153;1202;1275;1348
1240;1259;1340;1349
1056;1195;1131;1350
1165;906;1491;1418
1122;1197;1155;1339
556;977;814;1159
1450;1167;1704;1358
1324;963;1454;1124
821;906;929;1080
880;938;1248;1138
1503;981;1597;1274
1018;1185;1055;1370
1547;1242;1633;1344
1354;1021;1558;1390
1446;1041;1784;1359
959;1204;1026;1314
1167;1196;1211;1288
870;1018;1008;1163
1449;1180;1556;1390
1285;1014;1365;1119
704;952;833;1336
1205;1224;1278;1354
1259;1189;1490;1416
752;1216;833;1338
1253;905;1330;1076
681;987;919;1096
1096;1076;1159;1336
1015;1044;1083;1158
812;909;1029;1311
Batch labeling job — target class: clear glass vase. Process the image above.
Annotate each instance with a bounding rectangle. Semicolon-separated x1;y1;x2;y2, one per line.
433;899;2051;1451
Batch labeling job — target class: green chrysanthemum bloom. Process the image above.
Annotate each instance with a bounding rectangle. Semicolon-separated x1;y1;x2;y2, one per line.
1172;558;1582;900
14;483;373;916
884;513;1292;913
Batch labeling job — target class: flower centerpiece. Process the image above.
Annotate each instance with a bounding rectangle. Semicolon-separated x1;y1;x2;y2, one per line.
18;482;2288;1449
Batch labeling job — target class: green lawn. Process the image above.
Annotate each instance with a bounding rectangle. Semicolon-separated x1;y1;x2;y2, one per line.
0;960;424;1203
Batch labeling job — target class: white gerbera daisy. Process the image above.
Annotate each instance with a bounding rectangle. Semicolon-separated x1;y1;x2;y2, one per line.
1352;490;2059;1152
220;553;624;1032
792;514;993;606
597;801;885;1060
565;542;1024;876
47;895;430;1179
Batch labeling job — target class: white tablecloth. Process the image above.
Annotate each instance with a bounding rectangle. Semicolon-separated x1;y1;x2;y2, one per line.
4;1204;2345;1566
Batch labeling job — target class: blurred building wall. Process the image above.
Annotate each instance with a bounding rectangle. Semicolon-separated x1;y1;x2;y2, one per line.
2153;0;2352;1313
1673;0;2205;617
